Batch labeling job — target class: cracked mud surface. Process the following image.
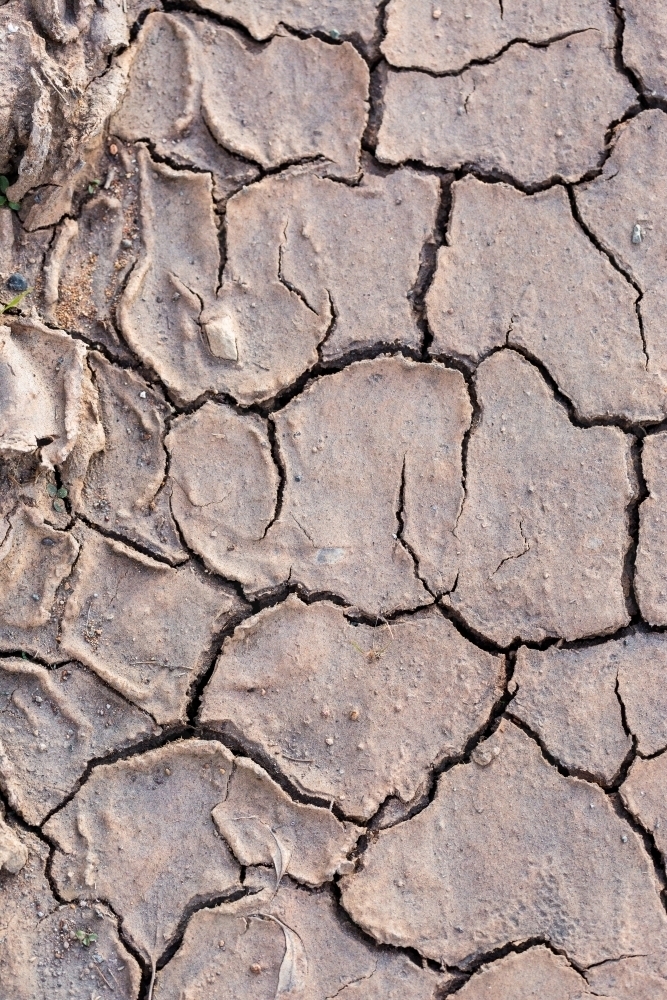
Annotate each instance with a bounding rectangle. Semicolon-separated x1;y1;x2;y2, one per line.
2;1;667;997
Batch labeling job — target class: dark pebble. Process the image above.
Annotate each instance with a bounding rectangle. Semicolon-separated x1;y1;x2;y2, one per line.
41;538;56;546
7;273;28;292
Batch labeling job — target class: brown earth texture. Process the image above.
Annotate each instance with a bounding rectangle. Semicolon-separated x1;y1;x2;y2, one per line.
2;0;667;997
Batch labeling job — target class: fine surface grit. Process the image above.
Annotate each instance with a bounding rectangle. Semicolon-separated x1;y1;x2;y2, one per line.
1;0;667;997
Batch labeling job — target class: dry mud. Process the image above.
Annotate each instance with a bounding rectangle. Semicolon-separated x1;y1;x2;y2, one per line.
1;1;667;997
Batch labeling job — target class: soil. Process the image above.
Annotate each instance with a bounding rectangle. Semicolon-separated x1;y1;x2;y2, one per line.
1;1;667;997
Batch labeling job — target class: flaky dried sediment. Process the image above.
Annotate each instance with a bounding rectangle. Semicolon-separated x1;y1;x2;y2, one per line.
340;722;667;968
377;33;635;187
59;525;246;723
426;176;664;422
212;757;361;886
44;740;240;963
74;354;184;563
576;111;667;387
382;0;615;72
635;433;667;624
0;658;157;824
154;881;451;999
510;644;631;784
0;826;141;999
620;0;667;100
446;350;634;645
201;597;504;820
455;945;614;999
169;358;471;614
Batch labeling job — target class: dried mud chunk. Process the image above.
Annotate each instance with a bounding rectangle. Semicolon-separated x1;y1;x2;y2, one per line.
0;827;141;1000
446;350;633;645
0;505;78;629
426;176;663;422
112;13;259;201
191;0;380;48
510;645;631;785
576;112;667;383
44;740;239;963
195;22;369;179
212;757;361;885
59;526;245;723
232;359;468;611
383;0;614;72
118;148;221;405
616;632;667;755
586;950;667;1000
455;945;611;999
167;401;279;572
340;721;667;969
0;318;103;470
0;811;28;874
620;0;667;100
622;754;667;871
377;33;635;187
76;353;184;563
635;433;667;624
154;882;452;999
42;195;133;359
0;658;157;825
201;597;504;820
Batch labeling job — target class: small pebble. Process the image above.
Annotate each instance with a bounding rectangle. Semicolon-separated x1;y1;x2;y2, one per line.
109;143;118;155
632;223;642;244
250;963;261;975
121;238;133;249
621;834;628;843
325;737;334;746
7;273;28;292
139;390;146;398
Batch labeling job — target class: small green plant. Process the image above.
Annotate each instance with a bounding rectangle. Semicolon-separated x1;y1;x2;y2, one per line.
47;482;68;513
74;929;98;947
87;178;101;195
0;288;30;313
0;176;20;211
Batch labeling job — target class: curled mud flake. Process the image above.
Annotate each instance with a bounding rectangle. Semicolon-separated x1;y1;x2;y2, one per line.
455;945;612;999
201;597;504;821
0;317;104;472
212;757;361;886
377;33;635;186
0;505;78;630
76;353;185;564
192;18;369;180
634;432;667;626
615;632;667;755
171;358;470;613
185;0;380;50
42;196;132;359
340;722;667;969
44;740;239;965
111;13;259;202
59;525;246;724
154;883;453;999
427;176;666;422
445;350;633;645
0;657;158;825
383;0;615;72
511;644;631;785
619;0;667;101
0;825;141;999
576;112;667;385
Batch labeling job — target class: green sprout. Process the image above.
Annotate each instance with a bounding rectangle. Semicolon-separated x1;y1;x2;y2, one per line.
0;176;20;211
74;929;98;947
0;288;30;314
87;178;101;195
